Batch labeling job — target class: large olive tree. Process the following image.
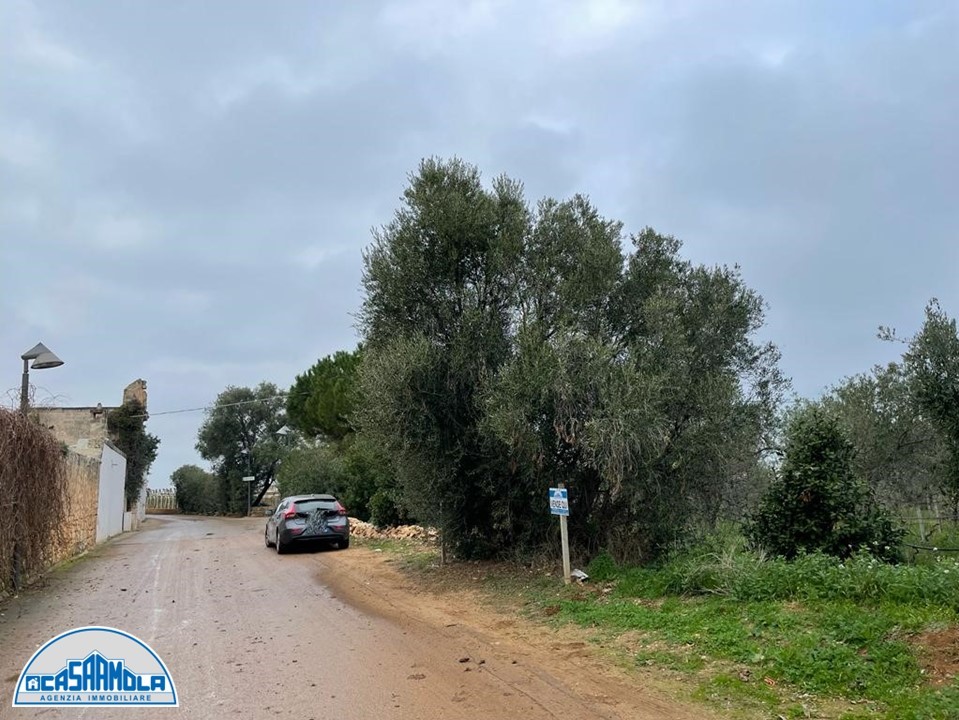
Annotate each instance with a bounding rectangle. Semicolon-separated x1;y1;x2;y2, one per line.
357;157;785;561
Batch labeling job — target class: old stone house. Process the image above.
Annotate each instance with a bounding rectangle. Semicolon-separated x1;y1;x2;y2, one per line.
33;379;150;537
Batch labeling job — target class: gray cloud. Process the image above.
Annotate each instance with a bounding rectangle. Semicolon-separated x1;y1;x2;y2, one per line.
2;0;956;487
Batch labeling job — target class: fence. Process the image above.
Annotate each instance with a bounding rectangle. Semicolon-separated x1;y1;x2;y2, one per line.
900;509;958;541
147;488;178;512
898;509;959;557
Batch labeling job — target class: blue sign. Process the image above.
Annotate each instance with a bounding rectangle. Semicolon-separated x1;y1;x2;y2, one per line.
549;487;569;516
13;626;178;707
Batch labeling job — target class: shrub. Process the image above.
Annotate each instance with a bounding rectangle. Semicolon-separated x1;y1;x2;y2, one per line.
171;465;219;514
745;405;903;560
369;489;409;528
587;551;619;582
276;446;348;499
107;400;160;506
275;439;405;523
0;409;69;592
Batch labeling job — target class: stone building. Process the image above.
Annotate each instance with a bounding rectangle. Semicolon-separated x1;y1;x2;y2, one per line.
33;379;148;460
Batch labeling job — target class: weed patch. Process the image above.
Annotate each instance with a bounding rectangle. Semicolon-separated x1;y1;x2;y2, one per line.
370;537;959;718
564;549;959;717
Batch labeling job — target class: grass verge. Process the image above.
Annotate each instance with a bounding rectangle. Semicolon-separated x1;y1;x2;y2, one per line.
366;538;959;719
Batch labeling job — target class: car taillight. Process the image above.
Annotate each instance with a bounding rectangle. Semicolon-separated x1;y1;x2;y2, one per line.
283;503;297;519
335;501;347;516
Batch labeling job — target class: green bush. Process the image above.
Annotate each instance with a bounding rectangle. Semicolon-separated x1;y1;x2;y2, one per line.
108;400;160;506
274;439;406;523
339;435;396;522
745;405;903;560
586;551;619;582
171;465;220;515
369;489;409;528
276;445;348;498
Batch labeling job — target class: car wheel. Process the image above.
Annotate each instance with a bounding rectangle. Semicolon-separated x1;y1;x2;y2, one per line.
338;536;350;550
275;532;286;555
264;528;273;548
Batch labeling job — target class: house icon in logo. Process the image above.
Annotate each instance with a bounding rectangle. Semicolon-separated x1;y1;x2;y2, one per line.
26;677;39;691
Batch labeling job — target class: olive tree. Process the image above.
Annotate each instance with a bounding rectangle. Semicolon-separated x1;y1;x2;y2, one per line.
357;157;785;561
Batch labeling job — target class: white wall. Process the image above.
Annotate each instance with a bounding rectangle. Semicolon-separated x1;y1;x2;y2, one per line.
137;483;147;521
123;484;148;532
96;443;127;542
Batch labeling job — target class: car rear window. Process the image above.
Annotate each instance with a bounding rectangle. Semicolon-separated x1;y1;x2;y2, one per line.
294;499;337;514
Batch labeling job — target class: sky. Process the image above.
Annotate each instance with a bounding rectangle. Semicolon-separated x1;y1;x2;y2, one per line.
2;0;956;489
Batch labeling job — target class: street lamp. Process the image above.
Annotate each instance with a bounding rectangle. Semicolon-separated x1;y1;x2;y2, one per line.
20;342;64;413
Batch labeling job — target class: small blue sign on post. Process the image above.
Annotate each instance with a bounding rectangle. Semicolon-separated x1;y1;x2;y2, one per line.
548;487;569;516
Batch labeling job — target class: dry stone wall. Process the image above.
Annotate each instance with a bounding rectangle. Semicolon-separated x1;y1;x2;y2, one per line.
32;407;111;460
56;452;100;560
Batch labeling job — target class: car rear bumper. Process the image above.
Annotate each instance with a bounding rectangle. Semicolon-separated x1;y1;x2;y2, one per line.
279;529;349;545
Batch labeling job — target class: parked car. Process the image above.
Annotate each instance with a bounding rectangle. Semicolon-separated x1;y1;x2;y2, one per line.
264;494;350;554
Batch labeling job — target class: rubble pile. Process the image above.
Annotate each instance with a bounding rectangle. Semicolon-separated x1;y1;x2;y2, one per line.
349;519;438;542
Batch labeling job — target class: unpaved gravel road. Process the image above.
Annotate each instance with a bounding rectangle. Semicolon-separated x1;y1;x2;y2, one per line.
0;515;706;720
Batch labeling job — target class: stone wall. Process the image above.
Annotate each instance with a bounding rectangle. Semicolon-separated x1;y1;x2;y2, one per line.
123;379;148;408
32;407;112;460
53;451;100;563
31;378;148;461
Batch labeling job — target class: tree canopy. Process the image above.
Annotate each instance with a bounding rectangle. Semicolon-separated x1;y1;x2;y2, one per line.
822;362;944;509
357;157;786;560
195;382;288;513
287;347;362;441
901;300;959;518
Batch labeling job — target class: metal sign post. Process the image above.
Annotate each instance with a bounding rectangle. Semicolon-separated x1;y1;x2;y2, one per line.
242;476;256;516
549;485;571;584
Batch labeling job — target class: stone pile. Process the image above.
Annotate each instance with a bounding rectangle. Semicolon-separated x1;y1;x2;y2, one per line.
349;519;438;542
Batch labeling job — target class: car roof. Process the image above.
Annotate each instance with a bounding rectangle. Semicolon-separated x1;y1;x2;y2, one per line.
283;494;337;502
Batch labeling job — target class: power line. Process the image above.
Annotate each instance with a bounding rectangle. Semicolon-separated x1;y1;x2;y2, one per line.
134;392;308;418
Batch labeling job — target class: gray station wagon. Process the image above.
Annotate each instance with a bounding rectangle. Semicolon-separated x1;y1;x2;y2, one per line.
264;494;350;554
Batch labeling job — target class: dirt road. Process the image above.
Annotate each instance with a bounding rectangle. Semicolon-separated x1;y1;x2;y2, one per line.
0;516;704;720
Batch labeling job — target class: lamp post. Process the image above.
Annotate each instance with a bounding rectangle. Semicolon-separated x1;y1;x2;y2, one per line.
20;342;64;414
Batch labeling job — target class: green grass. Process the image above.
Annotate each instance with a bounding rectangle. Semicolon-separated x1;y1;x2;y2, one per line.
528;548;959;719
610;548;959;608
634;648;707;673
352;536;438;571
362;533;959;718
693;672;784;715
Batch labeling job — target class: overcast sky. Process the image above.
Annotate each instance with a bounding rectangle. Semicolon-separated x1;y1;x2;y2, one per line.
2;0;956;488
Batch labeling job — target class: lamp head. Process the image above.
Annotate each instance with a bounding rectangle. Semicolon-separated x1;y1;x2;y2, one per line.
21;342;64;369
